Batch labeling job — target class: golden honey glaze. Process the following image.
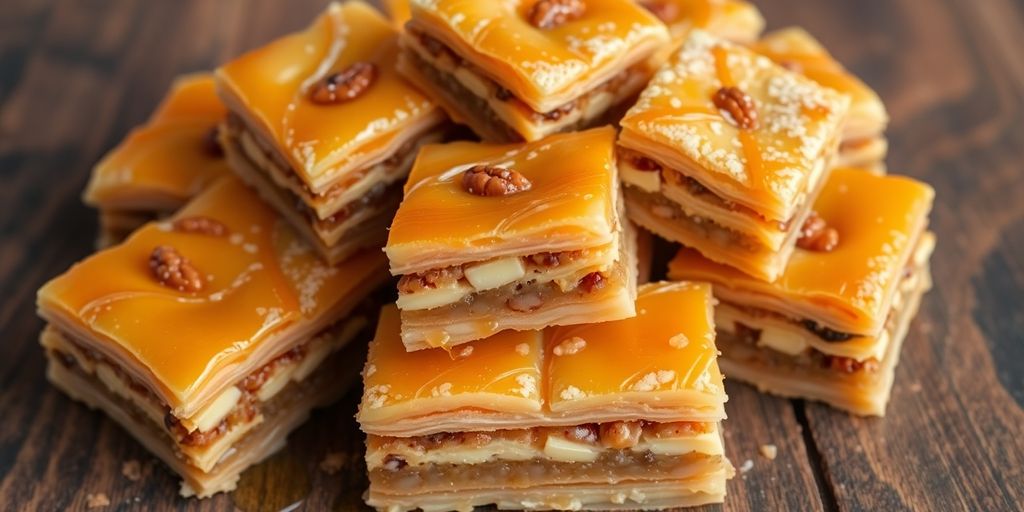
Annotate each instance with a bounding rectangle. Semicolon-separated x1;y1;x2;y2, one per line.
639;0;764;41
668;167;935;335
408;0;669;113
215;2;443;194
38;176;388;405
751;27;887;132
83;74;229;210
385;127;619;273
359;282;725;425
619;30;851;222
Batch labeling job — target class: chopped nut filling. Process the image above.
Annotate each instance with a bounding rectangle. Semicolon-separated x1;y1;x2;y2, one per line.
528;0;587;30
506;292;544;312
796;211;839;252
599;420;643;449
149;245;203;293
712;85;759;130
309;62;377;104
172;216;228;237
577;272;606;293
461;165;533;196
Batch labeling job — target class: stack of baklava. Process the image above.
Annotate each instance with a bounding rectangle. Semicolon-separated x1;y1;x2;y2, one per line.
83;74;230;247
360;282;731;510
42;0;938;508
39;1;438;498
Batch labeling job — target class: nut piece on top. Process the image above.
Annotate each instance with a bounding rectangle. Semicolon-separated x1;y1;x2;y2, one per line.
215;2;447;264
385;127;637;351
83;74;230;248
399;0;669;142
358;281;731;510
638;0;765;43
618;30;851;281
38;176;389;497
668;167;935;416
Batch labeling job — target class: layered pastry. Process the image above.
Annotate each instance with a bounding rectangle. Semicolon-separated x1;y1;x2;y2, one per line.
668;167;935;416
37;176;389;497
383;0;412;28
752;28;889;171
83;74;229;247
399;0;670;142
358;281;732;510
385;127;636;351
216;2;447;264
619;30;851;281
639;0;764;44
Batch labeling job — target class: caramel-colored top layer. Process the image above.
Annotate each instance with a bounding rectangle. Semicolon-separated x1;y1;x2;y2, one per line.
751;27;887;134
641;0;764;42
408;0;669;113
668;167;934;336
83;74;229;211
39;176;388;410
216;2;443;194
386;127;620;275
383;0;412;27
619;30;850;222
358;282;725;434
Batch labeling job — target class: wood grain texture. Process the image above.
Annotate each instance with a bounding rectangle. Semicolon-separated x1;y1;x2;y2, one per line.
0;0;1021;511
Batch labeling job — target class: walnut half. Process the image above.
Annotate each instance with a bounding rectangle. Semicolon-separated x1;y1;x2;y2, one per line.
712;85;759;130
796;211;839;252
149;245;204;293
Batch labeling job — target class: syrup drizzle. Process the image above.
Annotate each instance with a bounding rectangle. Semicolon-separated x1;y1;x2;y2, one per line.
711;45;763;190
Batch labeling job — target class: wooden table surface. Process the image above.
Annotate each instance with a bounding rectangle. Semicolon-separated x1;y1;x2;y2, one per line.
1;0;1022;510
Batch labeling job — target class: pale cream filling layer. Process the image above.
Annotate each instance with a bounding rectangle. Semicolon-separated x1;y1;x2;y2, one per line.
366;427;723;469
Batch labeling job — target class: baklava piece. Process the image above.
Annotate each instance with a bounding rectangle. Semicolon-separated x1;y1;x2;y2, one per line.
358;282;732;511
216;2;447;264
83;74;230;247
639;0;764;44
399;0;669;142
619;30;851;281
668;167;935;416
37;176;389;497
385;127;636;351
752;28;889;171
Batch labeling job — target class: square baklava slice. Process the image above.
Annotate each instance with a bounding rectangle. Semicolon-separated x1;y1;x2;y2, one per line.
385;127;636;351
639;0;764;44
358;281;731;511
619;30;851;281
752;28;889;171
37;176;389;497
83;74;230;247
216;2;447;264
668;167;935;416
400;0;669;142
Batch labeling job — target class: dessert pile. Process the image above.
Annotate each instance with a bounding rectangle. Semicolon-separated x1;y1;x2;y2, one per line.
41;0;933;509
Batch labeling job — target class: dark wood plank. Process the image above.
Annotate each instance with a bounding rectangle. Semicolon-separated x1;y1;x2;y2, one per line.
0;0;1022;510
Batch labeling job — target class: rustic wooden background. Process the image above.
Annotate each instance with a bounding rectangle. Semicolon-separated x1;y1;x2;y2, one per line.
1;0;1022;510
